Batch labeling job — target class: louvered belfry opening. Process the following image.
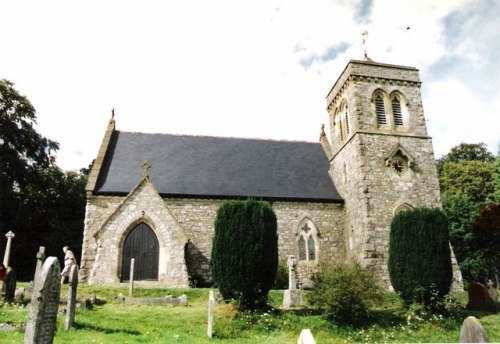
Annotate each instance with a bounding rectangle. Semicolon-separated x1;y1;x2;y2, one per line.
121;222;159;281
375;95;387;124
392;96;404;126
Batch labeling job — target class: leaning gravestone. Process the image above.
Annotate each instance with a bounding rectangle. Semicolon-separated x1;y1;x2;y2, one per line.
64;264;79;330
4;267;17;303
24;256;61;344
460;316;489;343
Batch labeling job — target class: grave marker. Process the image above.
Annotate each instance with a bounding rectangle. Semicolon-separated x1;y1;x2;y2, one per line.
3;231;15;267
283;255;303;309
129;258;135;297
24;256;61;344
4;267;17;303
297;329;316;344
460;316;488;343
207;290;215;338
64;264;79;330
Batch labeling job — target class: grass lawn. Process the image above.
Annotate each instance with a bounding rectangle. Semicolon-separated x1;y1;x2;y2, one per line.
0;283;498;343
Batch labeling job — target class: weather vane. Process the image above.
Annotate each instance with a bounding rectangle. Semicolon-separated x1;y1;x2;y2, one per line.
362;30;369;60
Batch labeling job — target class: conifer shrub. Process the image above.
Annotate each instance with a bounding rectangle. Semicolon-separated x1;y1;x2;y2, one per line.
211;199;278;310
308;262;383;325
388;207;453;307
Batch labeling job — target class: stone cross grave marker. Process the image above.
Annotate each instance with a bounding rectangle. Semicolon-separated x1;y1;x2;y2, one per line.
4;267;17;303
34;246;46;282
64;264;79;330
3;230;15;267
24;256;61;344
283;255;303;309
460;316;489;343
207;290;215;338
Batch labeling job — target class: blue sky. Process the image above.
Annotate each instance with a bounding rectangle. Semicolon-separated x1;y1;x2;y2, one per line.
1;0;498;171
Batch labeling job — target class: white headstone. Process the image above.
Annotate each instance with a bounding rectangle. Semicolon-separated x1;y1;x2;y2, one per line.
297;329;316;344
129;258;135;297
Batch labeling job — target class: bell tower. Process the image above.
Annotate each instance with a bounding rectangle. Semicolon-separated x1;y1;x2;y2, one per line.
320;59;442;286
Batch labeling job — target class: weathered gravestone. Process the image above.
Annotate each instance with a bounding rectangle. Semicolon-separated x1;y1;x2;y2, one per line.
467;282;496;311
283;255;303;309
207;290;215;338
4;267;17;303
24;256;61;344
64;264;79;331
297;329;316;344
460;316;489;343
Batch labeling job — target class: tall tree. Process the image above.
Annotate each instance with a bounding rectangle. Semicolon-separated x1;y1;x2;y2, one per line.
437;142;497;285
492;145;500;203
0;79;58;230
0;79;87;280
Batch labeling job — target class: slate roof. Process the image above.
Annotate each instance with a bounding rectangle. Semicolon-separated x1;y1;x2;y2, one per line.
94;131;343;202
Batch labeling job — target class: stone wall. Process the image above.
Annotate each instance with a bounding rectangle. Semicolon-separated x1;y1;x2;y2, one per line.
80;179;346;287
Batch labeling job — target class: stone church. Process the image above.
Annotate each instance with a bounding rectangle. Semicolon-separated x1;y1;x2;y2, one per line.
80;58;453;289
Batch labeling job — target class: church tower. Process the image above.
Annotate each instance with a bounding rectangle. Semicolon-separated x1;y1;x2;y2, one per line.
320;59;442;286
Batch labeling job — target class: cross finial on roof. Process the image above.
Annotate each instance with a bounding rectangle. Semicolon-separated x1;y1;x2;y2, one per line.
141;161;152;179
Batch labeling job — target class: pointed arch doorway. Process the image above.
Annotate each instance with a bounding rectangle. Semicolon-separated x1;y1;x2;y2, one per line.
121;222;159;281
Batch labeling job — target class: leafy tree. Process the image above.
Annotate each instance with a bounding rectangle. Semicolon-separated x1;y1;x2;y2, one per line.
0;80;87;280
439;161;493;203
466;203;500;284
388;208;452;307
308;262;383;325
211;199;278;311
492;146;500;203
437;142;494;174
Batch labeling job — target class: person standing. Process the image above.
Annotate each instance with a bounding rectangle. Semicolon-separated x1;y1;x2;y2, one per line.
61;246;76;284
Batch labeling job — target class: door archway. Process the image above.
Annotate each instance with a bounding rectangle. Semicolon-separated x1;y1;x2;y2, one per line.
121;222;159;281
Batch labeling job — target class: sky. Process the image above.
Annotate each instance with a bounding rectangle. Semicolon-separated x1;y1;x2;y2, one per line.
1;0;499;171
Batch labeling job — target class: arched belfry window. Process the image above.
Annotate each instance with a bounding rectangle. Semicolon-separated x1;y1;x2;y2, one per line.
297;219;319;262
334;110;343;142
375;94;387;125
342;102;350;136
392;95;403;126
121;222;159;281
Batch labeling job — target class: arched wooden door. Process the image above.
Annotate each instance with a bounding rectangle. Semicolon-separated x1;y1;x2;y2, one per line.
121;223;159;281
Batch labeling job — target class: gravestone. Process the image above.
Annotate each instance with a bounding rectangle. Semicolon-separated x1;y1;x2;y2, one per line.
467;282;495;311
460;316;489;343
297;329;316;344
283;255;303;309
24;256;61;344
487;280;498;303
207;290;215;338
4;267;17;303
64;264;79;330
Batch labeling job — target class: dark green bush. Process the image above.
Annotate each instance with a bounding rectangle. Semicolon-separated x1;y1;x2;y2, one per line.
308;262;383;325
211;199;278;310
388;207;453;307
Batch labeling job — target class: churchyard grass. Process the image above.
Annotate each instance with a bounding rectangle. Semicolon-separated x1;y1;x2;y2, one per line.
0;283;498;343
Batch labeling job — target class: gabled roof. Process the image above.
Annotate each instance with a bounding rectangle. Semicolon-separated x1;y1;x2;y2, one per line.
92;131;343;203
